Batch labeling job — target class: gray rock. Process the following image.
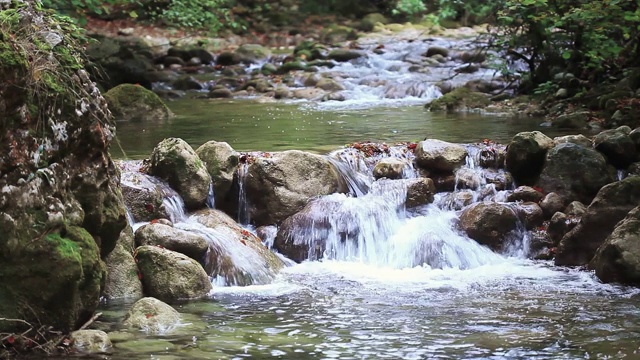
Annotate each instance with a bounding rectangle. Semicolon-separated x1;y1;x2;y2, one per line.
552;111;589;129
316;77;345;91
536;143;614;205
123;297;180;333
415;139;468;172
195;141;239;208
507;186;544;203
236;44;271;64
515;202;544;230
553;134;592;148
136;245;212;302
556;176;640;266
245;150;348;225
505;131;554;185
564;201;587;218
149;138;212;210
103;226;143;299
593;127;637;168
539;192;565;219
547;212;568;244
589;206;640;285
70;330;112;353
458;202;520;251
135;223;209;261
373;158;408;179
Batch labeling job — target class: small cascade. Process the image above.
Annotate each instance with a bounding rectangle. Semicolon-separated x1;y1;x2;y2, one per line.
125;207;136;227
325;144;419;196
237;163;250;225
176;218;281;286
206;182;215;209
161;189;187;224
617;169;626;181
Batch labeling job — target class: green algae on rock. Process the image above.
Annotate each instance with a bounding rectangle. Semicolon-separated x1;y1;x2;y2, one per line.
0;0;126;334
104;84;173;122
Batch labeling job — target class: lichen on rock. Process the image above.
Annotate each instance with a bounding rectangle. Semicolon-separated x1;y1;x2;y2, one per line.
0;1;126;333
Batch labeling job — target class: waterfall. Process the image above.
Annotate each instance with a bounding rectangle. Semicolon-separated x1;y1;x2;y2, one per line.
176;217;281;286
237;162;250;225
206;181;215;209
299;144;531;269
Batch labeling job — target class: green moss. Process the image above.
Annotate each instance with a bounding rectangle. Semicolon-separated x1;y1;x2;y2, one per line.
426;87;491;112
46;232;81;261
104;84;171;121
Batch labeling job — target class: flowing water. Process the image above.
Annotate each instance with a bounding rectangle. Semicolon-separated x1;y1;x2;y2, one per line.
101;33;638;359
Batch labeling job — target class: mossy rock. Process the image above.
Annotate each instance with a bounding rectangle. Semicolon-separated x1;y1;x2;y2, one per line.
0;1;126;334
426;87;491;112
320;25;358;44
104;84;173;121
0;225;104;332
278;61;307;74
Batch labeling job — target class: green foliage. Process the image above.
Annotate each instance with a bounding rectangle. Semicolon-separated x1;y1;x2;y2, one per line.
392;0;427;17
150;0;237;32
39;0;137;23
491;0;640;91
436;0;496;24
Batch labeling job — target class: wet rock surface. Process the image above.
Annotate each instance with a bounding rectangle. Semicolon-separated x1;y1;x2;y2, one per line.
0;2;126;332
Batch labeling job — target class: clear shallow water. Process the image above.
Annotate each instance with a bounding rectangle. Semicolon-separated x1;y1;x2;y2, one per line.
96;260;640;359
107;97;633;360
111;99;582;159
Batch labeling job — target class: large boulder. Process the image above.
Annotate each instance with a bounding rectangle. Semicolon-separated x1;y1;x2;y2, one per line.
135;245;212;302
505;131;554;185
589;206;640;285
415;139;468;173
135;223;209;262
149;138;212;211
244;150;348;225
104;84;172;122
195;141;239;208
190;209;284;285
536;143;614;205
123;297;180;333
593;126;637;168
555;176;640;266
458;202;520;251
0;2;126;332
103;226;143;299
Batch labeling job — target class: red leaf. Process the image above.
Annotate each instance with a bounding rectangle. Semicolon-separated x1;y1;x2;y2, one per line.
145;204;155;213
240;240;247;246
6;336;14;344
145;313;153;318
138;272;143;280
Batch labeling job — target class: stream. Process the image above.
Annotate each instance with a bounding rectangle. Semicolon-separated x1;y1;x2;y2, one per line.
97;31;640;359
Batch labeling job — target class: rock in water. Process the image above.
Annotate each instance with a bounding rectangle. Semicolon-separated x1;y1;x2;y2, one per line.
589;206;640;285
458;202;520;251
505;131;554;185
536;143;614;205
195;141;239;209
244;150;348;225
149;138;212;211
123;297;180;333
0;2;126;332
135;245;212;302
103;226;143;299
555;176;640;266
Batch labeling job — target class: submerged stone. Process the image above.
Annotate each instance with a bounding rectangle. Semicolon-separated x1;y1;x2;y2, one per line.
123;297;180;333
104;84;173;121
